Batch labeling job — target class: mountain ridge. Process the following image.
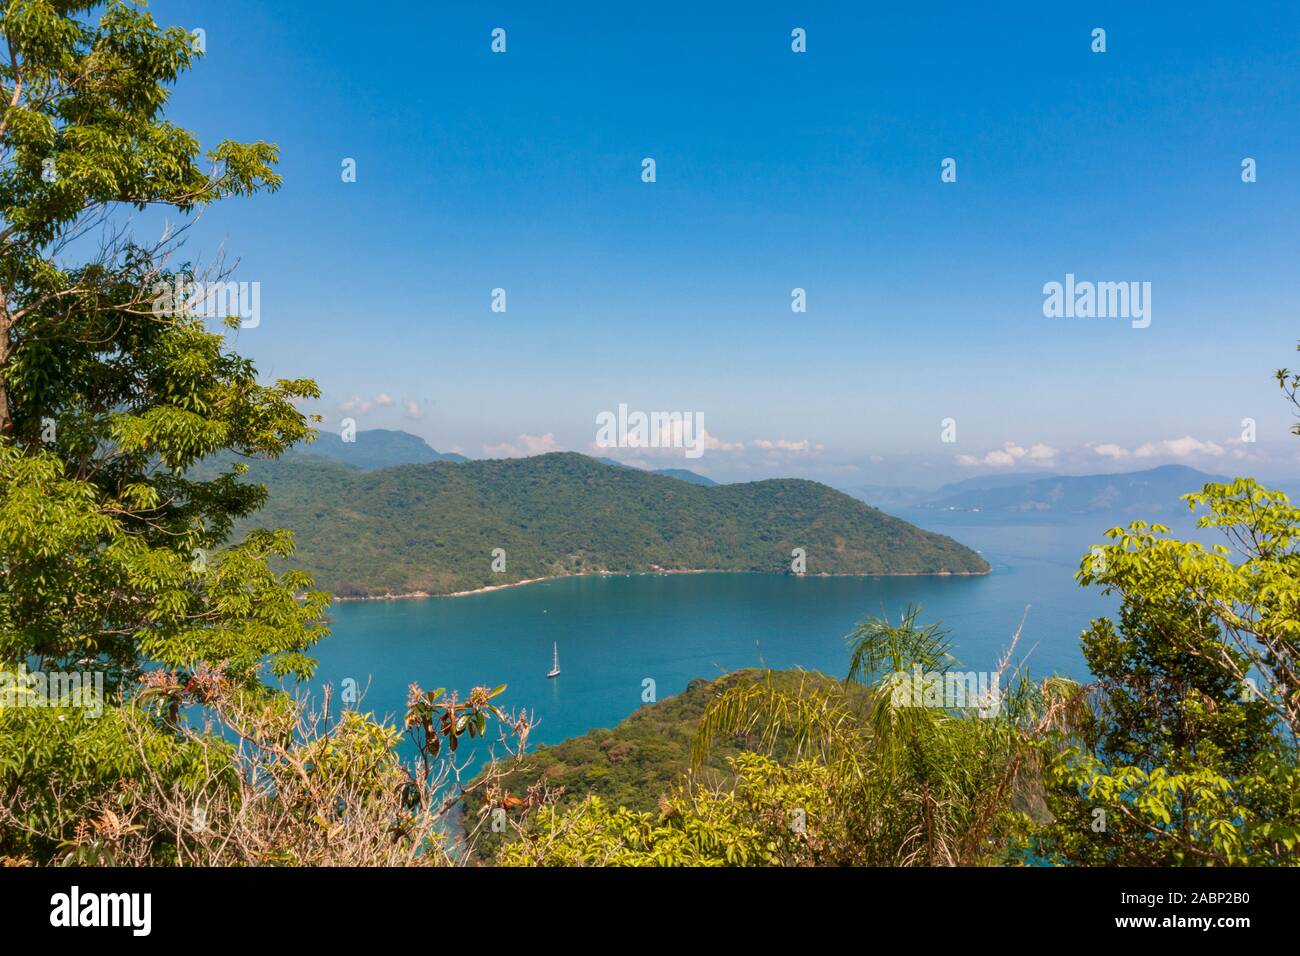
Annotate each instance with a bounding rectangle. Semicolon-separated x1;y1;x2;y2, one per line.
290;428;466;470
230;451;989;597
849;465;1238;516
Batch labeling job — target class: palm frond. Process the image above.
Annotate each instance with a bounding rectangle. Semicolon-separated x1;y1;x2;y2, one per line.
691;671;866;775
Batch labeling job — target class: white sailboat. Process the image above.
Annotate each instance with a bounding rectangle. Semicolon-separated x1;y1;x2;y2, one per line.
546;641;561;678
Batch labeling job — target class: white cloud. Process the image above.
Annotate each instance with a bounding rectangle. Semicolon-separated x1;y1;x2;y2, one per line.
589;422;744;459
957;441;1058;468
483;433;562;458
753;438;822;453
1133;436;1225;458
338;392;398;415
338;396;372;414
1090;443;1131;460
698;429;744;452
404;399;423;419
658;422;743;454
1092;435;1250;462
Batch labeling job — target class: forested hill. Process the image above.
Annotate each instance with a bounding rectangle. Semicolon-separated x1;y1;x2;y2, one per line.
231;452;989;597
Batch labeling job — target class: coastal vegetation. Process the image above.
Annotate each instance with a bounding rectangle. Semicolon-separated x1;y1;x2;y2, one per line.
467;669;873;861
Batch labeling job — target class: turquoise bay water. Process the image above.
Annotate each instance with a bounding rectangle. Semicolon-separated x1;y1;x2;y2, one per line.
307;514;1186;747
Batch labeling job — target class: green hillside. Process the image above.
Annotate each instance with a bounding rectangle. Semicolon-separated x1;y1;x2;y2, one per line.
230;452;989;597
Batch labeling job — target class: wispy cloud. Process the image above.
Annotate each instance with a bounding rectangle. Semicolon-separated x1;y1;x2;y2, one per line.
957;442;1058;468
753;438;824;453
1135;436;1225;458
1091;442;1130;460
339;392;396;415
1088;435;1226;460
483;433;562;458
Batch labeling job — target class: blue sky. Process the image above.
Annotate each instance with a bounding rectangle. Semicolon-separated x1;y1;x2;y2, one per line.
146;1;1300;486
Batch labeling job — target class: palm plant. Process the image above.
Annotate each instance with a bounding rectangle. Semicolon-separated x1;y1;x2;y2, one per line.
693;605;1071;865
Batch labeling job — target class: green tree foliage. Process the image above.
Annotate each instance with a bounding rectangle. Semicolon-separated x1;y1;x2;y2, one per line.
0;1;328;861
3;670;528;866
0;0;325;693
498;753;838;867
0;695;214;863
1041;479;1300;864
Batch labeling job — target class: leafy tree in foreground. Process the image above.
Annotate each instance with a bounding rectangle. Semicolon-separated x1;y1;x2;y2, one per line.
0;1;325;861
499;753;837;867
1041;354;1300;864
0;0;323;690
1041;481;1300;865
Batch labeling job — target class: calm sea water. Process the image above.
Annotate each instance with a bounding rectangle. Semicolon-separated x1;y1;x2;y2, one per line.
304;513;1201;747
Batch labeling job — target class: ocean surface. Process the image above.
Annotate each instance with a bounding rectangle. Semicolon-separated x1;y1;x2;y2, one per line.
304;512;1205;747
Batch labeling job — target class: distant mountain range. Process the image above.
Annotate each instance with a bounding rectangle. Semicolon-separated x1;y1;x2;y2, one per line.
287;430;718;487
230;452;988;597
291;429;466;469
593;456;717;486
849;465;1238;516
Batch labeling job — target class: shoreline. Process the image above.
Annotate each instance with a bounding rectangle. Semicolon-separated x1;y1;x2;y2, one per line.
329;566;992;603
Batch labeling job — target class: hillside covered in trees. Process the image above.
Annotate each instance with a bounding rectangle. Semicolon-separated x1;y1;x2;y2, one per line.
231;451;990;597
